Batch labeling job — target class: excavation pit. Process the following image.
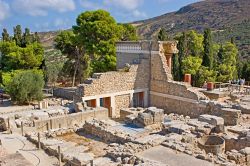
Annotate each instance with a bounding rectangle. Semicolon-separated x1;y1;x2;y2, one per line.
198;135;225;155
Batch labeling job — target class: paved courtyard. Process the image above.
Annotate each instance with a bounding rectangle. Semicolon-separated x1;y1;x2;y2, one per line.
137;145;214;166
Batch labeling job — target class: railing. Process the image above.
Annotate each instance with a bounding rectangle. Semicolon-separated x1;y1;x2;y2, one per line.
214;82;250;95
116;42;142;52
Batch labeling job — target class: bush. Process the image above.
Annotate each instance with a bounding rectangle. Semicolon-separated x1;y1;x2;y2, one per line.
7;70;44;104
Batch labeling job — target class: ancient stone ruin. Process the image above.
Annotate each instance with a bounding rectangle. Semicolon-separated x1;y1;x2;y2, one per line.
0;40;250;166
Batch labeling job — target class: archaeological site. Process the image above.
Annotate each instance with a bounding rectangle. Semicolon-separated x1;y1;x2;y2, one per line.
1;40;250;166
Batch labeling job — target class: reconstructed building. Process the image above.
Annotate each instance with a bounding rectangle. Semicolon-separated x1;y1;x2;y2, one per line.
74;41;208;118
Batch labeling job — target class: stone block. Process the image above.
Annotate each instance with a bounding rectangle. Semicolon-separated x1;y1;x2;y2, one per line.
198;114;224;132
137;113;153;126
147;108;164;123
74;102;84;113
221;108;241;126
38;101;48;109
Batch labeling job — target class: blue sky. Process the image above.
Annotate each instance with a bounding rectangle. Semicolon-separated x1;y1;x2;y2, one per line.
0;0;201;33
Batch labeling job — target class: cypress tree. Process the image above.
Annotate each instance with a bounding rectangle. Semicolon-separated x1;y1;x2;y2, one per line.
177;32;187;80
202;28;213;69
158;28;168;41
2;28;10;41
13;25;22;47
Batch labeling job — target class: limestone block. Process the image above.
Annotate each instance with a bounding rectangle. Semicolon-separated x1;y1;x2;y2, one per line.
70;153;94;165
198;114;224;126
146;108;164;123
221;108;241;126
137;113;153;126
38;101;48;109
74;102;84;113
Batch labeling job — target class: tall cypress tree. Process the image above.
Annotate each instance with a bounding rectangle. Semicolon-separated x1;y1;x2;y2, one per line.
2;28;10;41
172;53;180;81
13;25;22;47
202;28;213;69
217;44;223;65
176;32;187;80
158;28;168;41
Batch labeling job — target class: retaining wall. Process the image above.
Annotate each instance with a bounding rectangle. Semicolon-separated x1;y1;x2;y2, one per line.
34;108;108;132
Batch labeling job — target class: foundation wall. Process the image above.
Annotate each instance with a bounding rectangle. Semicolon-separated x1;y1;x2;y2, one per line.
150;95;207;118
53;87;76;100
34;108;108;132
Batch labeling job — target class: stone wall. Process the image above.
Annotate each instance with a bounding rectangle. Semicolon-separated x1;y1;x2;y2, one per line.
76;59;149;97
150;95;207;118
115;94;131;116
34;108;108;132
53;87;76;100
150;46;208;117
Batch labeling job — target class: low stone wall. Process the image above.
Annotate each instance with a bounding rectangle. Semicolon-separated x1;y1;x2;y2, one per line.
34;108;109;132
224;136;250;151
150;95;207;118
82;120;131;144
53;87;76;100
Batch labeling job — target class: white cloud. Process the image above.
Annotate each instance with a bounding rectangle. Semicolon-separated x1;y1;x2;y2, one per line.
12;0;75;16
0;0;10;21
79;0;101;10
79;0;146;20
104;0;143;10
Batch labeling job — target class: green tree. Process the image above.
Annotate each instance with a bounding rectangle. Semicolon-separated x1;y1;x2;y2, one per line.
182;56;202;86
186;30;203;57
55;31;88;86
158;28;168;41
175;32;187;80
182;56;202;75
242;60;250;81
172;54;180;81
73;10;121;72
202;28;213;69
22;28;32;46
2;28;10;41
196;66;217;87
0;41;44;70
7;70;44;104
13;25;22;47
119;23;138;41
217;42;238;82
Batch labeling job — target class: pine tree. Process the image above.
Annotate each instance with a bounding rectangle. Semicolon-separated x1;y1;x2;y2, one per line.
22;28;32;46
158;28;168;41
13;25;22;46
202;28;213;69
2;28;10;41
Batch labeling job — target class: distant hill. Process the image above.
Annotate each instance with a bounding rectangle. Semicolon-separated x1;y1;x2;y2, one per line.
37;31;59;49
135;0;250;57
38;0;250;58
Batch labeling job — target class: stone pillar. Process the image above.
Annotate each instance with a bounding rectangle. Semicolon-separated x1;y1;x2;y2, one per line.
110;95;116;117
144;91;148;107
129;93;134;107
165;54;172;71
96;98;100;107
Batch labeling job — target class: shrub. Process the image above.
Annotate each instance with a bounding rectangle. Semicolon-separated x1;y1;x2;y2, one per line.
7;70;44;104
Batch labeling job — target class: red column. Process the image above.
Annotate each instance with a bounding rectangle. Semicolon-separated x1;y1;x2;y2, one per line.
184;74;191;84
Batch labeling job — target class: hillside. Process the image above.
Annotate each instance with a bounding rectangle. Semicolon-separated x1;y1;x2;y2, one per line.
135;0;250;57
38;0;250;58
